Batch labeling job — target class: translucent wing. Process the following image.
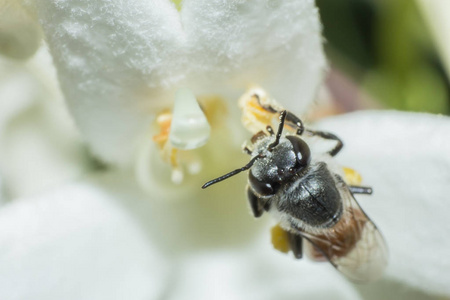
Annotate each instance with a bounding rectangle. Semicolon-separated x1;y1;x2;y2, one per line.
294;181;388;283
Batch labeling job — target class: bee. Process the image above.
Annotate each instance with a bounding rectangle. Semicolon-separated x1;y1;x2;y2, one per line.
202;96;388;283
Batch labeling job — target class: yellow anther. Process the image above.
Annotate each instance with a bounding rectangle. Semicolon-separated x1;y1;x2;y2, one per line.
152;112;172;148
239;87;282;134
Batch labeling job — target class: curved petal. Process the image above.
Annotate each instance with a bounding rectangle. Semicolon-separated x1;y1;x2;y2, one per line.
35;0;185;164
0;170;362;300
0;47;89;200
315;110;450;296
0;177;171;300
169;237;361;300
0;57;35;131
181;0;326;111
36;0;325;164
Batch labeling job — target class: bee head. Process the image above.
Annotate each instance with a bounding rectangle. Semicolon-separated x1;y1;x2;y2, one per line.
201;111;311;193
248;134;311;196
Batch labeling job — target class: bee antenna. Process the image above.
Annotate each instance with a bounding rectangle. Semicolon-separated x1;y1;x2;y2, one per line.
202;154;265;189
268;110;287;150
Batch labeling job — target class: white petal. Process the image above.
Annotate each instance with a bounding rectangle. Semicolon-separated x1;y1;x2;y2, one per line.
181;0;326;111
0;176;170;300
36;0;325;164
169;234;362;300
35;0;184;164
0;170;361;300
315;111;450;296
0;46;89;200
0;58;35;131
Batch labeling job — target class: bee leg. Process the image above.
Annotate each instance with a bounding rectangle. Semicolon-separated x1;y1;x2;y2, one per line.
280;109;343;156
306;130;344;157
251;130;268;144
287;231;303;259
246;187;266;218
283;111;343;156
349;185;373;195
243;146;252;155
254;94;279;113
262;199;271;211
285;111;305;135
253;95;304;134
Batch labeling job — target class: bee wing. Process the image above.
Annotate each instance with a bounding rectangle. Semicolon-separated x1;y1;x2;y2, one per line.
297;185;388;283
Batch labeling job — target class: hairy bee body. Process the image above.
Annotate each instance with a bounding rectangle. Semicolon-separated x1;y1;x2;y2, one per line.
203;95;387;283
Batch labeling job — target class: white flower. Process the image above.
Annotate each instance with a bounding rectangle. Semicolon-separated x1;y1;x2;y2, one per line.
0;1;449;299
316;111;450;297
34;0;325;166
0;45;89;200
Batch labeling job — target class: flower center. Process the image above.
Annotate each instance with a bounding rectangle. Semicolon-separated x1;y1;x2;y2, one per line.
169;88;211;150
149;89;227;184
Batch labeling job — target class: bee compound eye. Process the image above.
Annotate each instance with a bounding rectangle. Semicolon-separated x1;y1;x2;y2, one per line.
286;136;311;168
249;171;278;196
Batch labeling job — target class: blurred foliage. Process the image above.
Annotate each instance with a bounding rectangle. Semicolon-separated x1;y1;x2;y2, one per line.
317;0;450;115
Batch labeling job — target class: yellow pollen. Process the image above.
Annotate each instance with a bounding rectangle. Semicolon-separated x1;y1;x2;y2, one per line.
271;224;291;254
342;167;363;185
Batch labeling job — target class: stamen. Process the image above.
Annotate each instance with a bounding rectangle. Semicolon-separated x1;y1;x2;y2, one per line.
169;88;211;150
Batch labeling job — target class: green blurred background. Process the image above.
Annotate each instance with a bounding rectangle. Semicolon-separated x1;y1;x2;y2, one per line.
316;0;450;115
